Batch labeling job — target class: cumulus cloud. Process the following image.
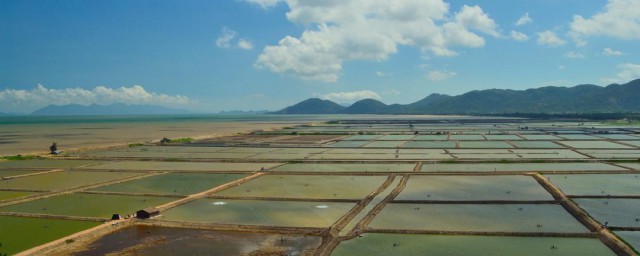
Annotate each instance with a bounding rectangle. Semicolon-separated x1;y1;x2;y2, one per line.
215;27;253;50
251;1;500;82
215;27;237;48
603;47;624;56
564;51;585;59
427;70;457;81
603;63;640;84
320;90;382;103
536;30;566;47
570;0;640;41
244;0;282;9
237;39;254;50
510;30;529;41
375;71;387;77
0;84;192;113
515;13;533;26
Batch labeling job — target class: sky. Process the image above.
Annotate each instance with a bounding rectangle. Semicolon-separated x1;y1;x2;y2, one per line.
1;0;640;113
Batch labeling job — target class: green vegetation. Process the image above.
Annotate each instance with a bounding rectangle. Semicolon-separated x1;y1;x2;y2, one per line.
168;137;194;143
128;143;145;147
0;155;37;161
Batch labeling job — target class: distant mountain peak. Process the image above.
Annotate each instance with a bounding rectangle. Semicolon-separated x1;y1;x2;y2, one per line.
274;79;640;114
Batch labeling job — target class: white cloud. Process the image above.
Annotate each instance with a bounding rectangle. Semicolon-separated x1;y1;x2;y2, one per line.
216;27;253;50
510;30;529;41
252;1;499;82
536;30;566;47
563;51;585;59
243;0;282;9
558;65;566;70
375;71;386;77
0;84;192;113
570;0;640;41
320;90;382;103
215;27;237;48
603;47;624;56
237;39;254;50
427;70;457;81
515;13;533;26
603;63;640;84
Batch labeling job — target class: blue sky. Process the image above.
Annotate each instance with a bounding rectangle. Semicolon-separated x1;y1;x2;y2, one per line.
1;0;639;113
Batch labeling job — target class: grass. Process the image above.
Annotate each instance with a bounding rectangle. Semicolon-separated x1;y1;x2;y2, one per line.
168;137;194;143
128;143;145;147
0;155;38;161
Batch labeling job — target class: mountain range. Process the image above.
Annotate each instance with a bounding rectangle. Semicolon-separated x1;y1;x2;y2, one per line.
31;103;190;116
274;79;640;114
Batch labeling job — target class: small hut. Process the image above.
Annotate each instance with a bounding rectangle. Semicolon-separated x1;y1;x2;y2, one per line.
136;208;160;219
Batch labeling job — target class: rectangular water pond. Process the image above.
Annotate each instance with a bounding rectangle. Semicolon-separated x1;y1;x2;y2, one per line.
84;161;280;172
520;135;562;140
0;171;143;191
401;141;456;148
91;173;248;195
67;225;322;256
459;141;513;149
363;141;407;148
573;198;640;227
484;135;523;140
558;141;634;149
331;233;615;256
271;163;416;173
329;141;372;148
0;215;99;255
215;175;387;200
161;199;355;228
369;203;588;233
615;231;640;253
396;175;553;201
0;190;37;201
421;162;622;172
510;141;565;149
0;159;104;169
0;169;49;178
546;174;640;196
0;193;175;218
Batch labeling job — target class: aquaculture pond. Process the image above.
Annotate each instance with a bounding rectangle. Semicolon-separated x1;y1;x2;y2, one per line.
395;175;553;201
329;141;372;148
91;173;247;195
573;199;640;227
161;199;355;228
616;231;640;252
0;215;98;255
0;159;104;169
0;193;175;218
363;141;407;148
459;141;513;149
0;169;48;177
401;141;456;148
0;190;37;201
369;203;588;233
519;135;561;140
0;171;143;191
271;163;417;173
546;174;640;196
510;141;565;149
84;161;280;172
331;233;615;256
420;162;622;172
559;141;633;149
68;225;321;256
215;175;387;200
